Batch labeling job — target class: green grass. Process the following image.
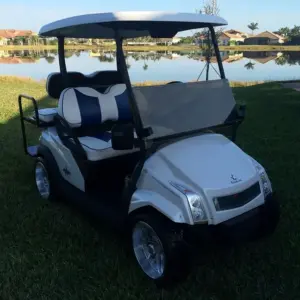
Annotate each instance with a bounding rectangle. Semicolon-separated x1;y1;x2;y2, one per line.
0;76;300;299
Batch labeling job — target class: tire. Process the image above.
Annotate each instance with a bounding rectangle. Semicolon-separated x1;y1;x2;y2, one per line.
250;196;280;241
131;212;191;288
34;156;61;201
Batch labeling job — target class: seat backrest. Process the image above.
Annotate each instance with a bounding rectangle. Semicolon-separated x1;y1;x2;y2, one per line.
57;84;132;128
46;71;123;99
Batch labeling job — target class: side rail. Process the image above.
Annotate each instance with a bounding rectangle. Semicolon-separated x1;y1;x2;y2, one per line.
54;115;87;160
18;94;40;156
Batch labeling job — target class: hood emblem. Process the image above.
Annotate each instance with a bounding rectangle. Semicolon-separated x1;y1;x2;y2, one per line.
63;167;71;176
231;174;241;184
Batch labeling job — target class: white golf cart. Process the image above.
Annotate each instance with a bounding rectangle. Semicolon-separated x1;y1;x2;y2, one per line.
18;12;280;286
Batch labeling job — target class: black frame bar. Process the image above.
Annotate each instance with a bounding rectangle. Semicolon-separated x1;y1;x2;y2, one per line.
18;94;40;156
18;94;56;156
54;115;88;160
58;37;69;87
209;25;226;79
152;116;245;144
115;35;148;144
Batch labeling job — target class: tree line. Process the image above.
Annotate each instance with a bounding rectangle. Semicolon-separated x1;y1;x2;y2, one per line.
277;26;300;40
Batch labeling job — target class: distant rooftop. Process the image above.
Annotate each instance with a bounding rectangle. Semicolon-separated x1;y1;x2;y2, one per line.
0;29;36;39
254;31;286;40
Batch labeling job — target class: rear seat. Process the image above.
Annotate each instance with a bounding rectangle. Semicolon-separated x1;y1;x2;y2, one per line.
38;108;58;123
57;84;138;161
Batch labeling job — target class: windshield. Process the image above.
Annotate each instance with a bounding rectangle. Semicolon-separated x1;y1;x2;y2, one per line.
133;79;236;140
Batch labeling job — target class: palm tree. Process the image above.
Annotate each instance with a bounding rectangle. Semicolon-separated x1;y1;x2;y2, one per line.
143;62;148;71
275;54;288;66
278;27;291;38
98;55;115;63
244;61;255;70
64;50;74;59
124;54;131;69
32;35;39;46
131;53;141;61
248;22;259;35
45;56;55;64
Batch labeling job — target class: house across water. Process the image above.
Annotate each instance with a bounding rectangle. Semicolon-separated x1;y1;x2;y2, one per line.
244;31;286;45
0;29;37;45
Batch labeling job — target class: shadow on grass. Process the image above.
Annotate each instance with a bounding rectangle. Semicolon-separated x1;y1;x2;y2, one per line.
0;79;300;299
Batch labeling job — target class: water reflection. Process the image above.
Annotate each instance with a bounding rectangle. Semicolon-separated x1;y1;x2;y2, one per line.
0;49;55;64
2;49;300;66
244;61;255;70
1;49;300;82
275;52;300;66
0;49;86;64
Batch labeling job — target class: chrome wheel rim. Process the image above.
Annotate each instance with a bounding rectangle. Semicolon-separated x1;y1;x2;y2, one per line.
132;221;165;279
35;162;50;199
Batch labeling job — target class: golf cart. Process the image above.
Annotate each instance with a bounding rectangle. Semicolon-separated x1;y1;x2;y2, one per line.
18;12;280;286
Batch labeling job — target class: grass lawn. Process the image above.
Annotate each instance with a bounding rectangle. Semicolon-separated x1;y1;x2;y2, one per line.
0;76;300;299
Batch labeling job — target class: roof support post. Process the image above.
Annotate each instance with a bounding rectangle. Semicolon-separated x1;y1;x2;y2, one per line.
209;26;226;79
58;37;68;86
115;35;146;141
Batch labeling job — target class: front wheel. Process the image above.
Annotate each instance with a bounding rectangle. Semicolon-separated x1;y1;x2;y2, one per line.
131;213;191;287
257;196;280;239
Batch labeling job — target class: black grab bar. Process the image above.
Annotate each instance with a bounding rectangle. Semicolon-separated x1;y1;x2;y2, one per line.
18;94;40;156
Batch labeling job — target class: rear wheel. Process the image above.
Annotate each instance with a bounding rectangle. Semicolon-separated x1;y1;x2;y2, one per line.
34;157;60;201
131;213;191;287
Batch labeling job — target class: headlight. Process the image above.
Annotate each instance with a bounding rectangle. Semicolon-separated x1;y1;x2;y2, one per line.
259;172;272;197
169;181;208;223
251;159;272;197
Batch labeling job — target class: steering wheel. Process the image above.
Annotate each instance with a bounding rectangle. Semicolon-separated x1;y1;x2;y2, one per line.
167;81;183;84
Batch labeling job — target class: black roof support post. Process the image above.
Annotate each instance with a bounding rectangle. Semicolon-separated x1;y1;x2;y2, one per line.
115;33;151;220
209;25;226;79
58;37;69;87
115;35;147;143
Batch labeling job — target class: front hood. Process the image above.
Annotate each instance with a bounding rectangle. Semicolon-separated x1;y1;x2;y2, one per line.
157;134;257;191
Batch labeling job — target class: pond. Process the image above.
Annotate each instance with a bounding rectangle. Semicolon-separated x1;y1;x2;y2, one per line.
1;49;300;82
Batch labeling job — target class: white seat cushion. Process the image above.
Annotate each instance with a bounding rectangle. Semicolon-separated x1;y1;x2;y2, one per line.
78;135;138;161
38;108;57;123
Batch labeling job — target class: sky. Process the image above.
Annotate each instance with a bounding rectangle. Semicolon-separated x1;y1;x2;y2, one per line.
0;0;299;35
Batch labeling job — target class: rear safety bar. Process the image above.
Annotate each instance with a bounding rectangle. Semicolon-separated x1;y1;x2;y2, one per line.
18;94;42;157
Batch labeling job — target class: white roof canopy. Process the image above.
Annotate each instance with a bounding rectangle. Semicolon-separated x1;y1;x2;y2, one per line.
39;11;227;39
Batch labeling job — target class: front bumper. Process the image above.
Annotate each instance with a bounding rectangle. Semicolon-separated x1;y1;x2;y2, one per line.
184;193;280;245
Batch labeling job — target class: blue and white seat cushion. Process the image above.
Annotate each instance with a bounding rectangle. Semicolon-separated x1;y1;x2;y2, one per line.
57;84;138;161
57;84;132;128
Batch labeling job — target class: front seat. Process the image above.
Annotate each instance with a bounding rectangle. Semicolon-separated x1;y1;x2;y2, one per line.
57;84;138;161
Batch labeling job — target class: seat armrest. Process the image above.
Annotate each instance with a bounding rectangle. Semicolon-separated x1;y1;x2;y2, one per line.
237;104;246;120
54;115;87;160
